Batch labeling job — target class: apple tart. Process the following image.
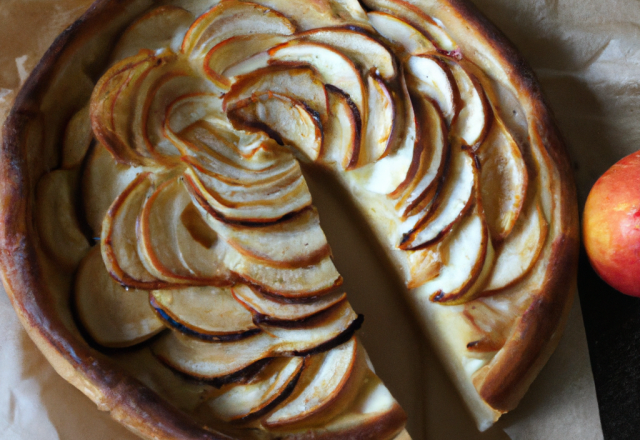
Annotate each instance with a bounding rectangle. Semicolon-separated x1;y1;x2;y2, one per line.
0;0;578;438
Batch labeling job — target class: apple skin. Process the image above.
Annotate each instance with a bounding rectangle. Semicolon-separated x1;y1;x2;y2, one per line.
583;150;640;297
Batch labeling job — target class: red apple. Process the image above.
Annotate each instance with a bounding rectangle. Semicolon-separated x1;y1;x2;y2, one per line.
583;150;640;296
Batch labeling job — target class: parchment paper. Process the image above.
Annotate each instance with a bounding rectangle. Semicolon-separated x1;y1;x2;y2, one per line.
0;0;623;438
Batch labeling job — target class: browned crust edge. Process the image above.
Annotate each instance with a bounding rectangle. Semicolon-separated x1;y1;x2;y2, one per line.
435;0;580;414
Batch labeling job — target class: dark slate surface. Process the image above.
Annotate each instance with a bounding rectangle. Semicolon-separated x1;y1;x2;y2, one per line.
578;247;640;440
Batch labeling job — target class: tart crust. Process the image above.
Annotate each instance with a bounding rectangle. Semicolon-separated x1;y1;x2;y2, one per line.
0;0;578;437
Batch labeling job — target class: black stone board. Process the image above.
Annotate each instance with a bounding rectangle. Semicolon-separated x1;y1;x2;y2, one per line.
579;247;640;440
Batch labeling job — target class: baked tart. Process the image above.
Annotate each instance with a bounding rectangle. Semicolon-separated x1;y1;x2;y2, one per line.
0;0;578;438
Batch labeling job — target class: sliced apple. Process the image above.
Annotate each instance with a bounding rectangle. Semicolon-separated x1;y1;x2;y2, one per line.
348;74;416;194
385;84;425;198
299;28;397;80
224;38;369;85
210;207;331;269
183;165;312;224
319;85;361;170
143;72;217;161
361;0;458;52
483;202;548;293
235;0;371;31
151;300;358;379
111;5;195;62
164;92;225;142
330;0;372;27
227;92;323;161
178;119;289;176
395;92;448;218
128;57;198;165
204;34;292;89
446;59;492;148
360;72;397;165
182;145;299;190
399;144;476;250
264;337;357;427
463;299;515;353
101;172;166;289
89;51;148;165
134;176;192;285
478;118;528;241
222;50;270;79
177;201;218;247
267;41;366;124
407;247;442;289
264;336;403;434
97;63;219;165
334;372;405;437
61;105;92;169
137;176;231;284
181;0;296;57
174;199;235;284
233;136;295;164
74;247;164;347
82;143;144;236
152;330;269;381
418;203;495;305
150;287;258;341
207;356;304;421
232;284;347;321
406;55;459;126
464;286;537;354
90;50;177;166
256;296;359;340
225;249;342;298
223;64;329;125
36;169;90;271
162;91;231;162
136;174;335;294
181;126;308;210
367;11;436;57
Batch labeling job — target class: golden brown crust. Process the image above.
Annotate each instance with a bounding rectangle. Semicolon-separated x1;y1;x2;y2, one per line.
0;0;578;436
